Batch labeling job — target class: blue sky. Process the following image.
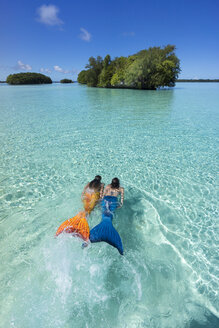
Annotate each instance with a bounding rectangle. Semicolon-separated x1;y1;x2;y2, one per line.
0;0;219;80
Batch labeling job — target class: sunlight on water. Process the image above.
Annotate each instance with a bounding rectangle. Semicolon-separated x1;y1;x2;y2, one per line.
0;83;218;328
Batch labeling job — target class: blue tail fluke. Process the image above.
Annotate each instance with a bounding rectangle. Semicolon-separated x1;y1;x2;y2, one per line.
90;220;123;255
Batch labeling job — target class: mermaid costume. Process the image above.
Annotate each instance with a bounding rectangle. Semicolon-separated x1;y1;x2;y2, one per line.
89;196;124;255
56;188;100;240
82;188;100;214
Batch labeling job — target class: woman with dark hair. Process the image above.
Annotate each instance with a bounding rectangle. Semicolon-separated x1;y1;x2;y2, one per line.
89;177;124;255
56;175;104;241
102;177;124;206
81;175;104;215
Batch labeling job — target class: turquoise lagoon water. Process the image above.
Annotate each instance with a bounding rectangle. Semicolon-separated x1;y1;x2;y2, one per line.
0;82;218;328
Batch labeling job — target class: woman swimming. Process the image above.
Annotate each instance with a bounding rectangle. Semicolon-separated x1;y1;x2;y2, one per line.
89;178;124;255
82;175;104;215
102;177;124;207
56;176;104;241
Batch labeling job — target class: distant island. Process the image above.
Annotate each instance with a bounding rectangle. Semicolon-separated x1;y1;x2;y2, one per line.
78;45;181;90
60;79;73;83
177;79;219;82
6;73;52;85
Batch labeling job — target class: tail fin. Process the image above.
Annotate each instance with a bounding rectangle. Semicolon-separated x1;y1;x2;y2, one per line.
56;211;89;241
90;221;123;255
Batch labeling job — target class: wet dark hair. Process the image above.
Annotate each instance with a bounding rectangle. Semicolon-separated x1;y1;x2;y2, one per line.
111;177;120;189
89;175;102;189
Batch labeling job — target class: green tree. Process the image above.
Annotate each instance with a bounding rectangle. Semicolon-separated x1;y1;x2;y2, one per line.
98;55;115;87
111;56;135;87
6;72;52;85
124;45;180;89
77;70;88;84
60;79;73;83
77;45;181;90
85;56;103;86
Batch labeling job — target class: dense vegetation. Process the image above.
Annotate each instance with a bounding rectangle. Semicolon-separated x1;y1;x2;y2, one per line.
60;79;73;83
78;45;181;90
6;73;52;85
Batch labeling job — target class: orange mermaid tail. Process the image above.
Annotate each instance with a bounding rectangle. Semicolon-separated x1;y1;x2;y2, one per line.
83;192;100;214
56;211;89;241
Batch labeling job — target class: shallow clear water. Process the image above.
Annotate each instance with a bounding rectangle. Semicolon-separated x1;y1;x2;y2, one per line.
0;82;218;328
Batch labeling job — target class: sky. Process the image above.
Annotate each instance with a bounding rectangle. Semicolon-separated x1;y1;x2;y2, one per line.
0;0;219;81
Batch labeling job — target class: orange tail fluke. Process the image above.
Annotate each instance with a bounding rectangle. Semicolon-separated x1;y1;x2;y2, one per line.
56;211;89;241
83;192;100;214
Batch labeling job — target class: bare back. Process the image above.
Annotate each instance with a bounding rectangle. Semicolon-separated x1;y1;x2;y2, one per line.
103;184;124;206
82;182;104;198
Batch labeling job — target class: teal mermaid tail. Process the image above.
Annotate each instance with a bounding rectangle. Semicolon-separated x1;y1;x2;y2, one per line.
89;196;124;255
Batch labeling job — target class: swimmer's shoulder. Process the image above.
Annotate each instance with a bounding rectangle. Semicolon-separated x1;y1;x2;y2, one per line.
84;182;90;190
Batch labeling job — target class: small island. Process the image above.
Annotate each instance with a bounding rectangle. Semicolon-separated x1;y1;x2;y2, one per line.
177;79;219;82
6;73;52;85
60;79;73;83
78;45;181;90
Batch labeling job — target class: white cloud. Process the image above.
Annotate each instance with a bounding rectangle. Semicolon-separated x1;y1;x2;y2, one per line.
40;68;51;73
36;5;63;26
79;28;91;42
53;66;78;75
17;60;32;71
54;65;71;74
54;65;63;72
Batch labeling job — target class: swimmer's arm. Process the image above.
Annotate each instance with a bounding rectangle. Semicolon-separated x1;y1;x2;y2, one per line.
81;183;89;199
100;183;105;199
120;187;124;207
103;185;110;197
